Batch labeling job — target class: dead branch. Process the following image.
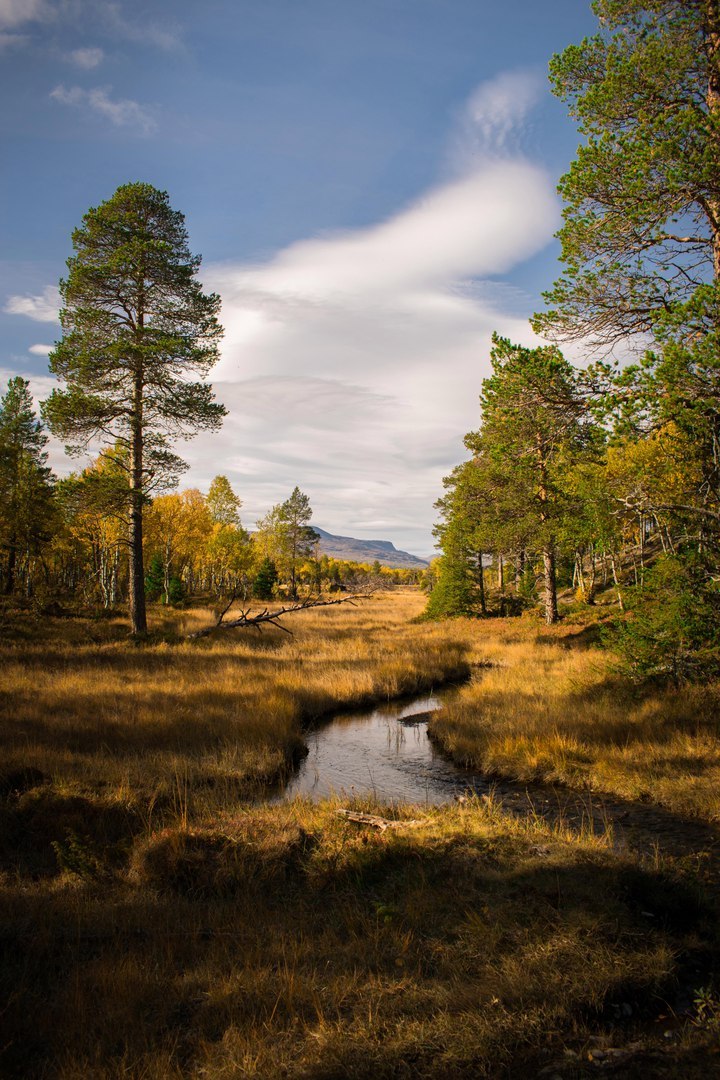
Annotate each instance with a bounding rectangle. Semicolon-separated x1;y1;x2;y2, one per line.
335;809;426;831
186;593;369;640
215;589;240;626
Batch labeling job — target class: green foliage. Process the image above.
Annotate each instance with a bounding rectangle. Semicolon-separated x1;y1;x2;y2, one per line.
433;335;593;624
51;829;102;880
517;563;538;603
608;552;720;683
256;486;318;598
693;985;720;1034
144;553;165;600
165;576;186;606
44;182;225;462
253;557;279;600
424;547;479;619
535;0;720;349
0;377;55;594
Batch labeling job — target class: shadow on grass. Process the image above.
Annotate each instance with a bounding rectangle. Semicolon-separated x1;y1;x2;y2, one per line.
0;821;715;1078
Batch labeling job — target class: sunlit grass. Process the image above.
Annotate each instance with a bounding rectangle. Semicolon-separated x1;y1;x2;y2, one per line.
430;608;720;821
2;592;720;1076
0;590;470;813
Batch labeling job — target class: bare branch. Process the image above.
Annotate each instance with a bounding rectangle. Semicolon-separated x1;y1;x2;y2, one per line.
186;593;369;640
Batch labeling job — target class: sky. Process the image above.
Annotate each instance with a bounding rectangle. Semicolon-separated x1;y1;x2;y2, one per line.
1;0;598;556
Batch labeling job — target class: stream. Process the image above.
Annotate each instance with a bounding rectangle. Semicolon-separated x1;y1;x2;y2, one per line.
278;689;480;805
274;688;720;863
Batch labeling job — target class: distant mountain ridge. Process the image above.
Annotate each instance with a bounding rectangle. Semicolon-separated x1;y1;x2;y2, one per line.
313;527;428;569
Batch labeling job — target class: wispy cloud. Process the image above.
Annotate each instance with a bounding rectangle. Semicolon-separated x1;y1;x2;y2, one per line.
50;83;155;133
0;30;27;47
5;285;60;322
66;45;103;68
93;1;180;51
29;343;53;355
0;0;180;49
0;0;52;30
449;68;545;169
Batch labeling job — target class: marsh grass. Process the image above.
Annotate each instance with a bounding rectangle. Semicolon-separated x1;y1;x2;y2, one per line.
2;591;720;1076
2;798;715;1078
0;591;469;825
430;608;720;821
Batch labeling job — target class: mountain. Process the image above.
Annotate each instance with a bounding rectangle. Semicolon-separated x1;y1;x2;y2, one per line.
313;527;428;569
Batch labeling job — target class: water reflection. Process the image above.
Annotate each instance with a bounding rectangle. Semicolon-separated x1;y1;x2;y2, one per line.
278;691;489;806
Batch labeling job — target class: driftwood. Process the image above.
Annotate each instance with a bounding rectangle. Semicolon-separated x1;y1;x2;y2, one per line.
335;809;426;831
186;593;368;640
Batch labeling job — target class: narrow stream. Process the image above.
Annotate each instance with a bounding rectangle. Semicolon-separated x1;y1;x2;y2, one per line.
278;689;488;805
274;689;720;862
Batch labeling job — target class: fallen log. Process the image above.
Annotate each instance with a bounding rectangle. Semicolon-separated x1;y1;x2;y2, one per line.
335;809;426;831
186;594;368;640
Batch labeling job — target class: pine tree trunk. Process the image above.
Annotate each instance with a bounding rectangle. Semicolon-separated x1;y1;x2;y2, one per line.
477;552;486;615
129;377;147;636
707;1;720;279
542;546;558;624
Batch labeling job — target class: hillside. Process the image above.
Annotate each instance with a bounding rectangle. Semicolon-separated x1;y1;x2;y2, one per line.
313;527;428;569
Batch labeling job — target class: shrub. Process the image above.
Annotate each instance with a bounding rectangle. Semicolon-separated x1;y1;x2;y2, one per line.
608;551;720;682
253;557;278;600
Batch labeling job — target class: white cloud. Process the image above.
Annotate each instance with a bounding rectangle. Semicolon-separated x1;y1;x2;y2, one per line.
29;343;53;355
92;1;180;51
5;285;60;322
50;83;155;133
0;0;52;29
67;45;103;68
186;73;559;551
460;69;544;158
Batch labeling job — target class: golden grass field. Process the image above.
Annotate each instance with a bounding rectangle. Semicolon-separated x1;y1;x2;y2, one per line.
0;591;470;815
428;606;720;822
1;590;720;1077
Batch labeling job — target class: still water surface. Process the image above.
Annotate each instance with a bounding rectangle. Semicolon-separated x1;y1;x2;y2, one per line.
279;691;490;805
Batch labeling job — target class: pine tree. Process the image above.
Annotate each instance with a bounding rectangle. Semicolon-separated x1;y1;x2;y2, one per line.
535;0;720;349
253;557;278;600
43;182;225;634
0;377;54;594
434;337;590;625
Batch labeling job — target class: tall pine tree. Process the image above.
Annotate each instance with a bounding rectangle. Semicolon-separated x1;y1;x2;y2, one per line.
43;183;225;635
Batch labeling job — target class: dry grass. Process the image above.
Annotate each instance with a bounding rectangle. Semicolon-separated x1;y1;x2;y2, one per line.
3;591;720;1076
0;590;469;819
2;798;715;1079
430;607;720;822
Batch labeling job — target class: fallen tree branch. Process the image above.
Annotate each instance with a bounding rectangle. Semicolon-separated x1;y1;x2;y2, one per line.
335;809;426;831
186;594;369;640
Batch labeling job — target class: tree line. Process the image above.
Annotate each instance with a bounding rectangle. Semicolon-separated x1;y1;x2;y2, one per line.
428;0;720;680
0;403;419;613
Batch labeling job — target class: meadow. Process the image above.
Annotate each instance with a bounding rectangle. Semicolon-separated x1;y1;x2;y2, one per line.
428;605;720;823
1;589;719;1077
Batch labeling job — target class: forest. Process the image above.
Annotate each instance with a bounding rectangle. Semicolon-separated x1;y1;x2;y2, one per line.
3;2;720;1078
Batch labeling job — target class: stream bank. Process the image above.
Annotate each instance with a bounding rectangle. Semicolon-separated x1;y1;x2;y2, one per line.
273;687;720;869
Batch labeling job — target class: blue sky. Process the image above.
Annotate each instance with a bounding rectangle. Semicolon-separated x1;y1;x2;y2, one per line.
1;0;597;554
